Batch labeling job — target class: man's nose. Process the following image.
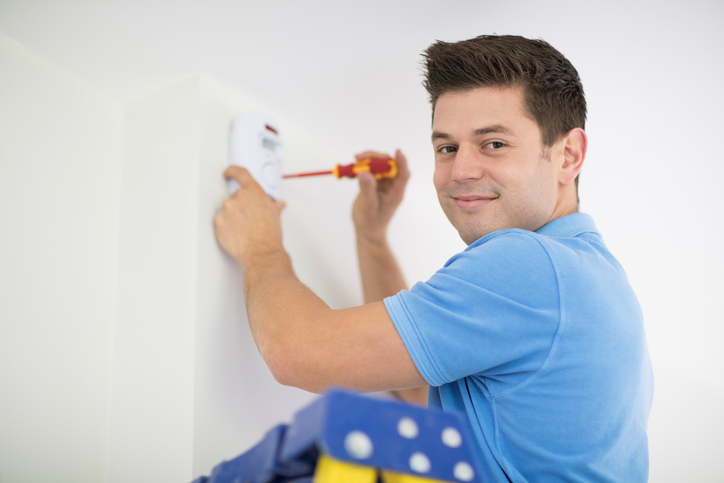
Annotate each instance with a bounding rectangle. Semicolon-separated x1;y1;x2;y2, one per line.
451;145;484;182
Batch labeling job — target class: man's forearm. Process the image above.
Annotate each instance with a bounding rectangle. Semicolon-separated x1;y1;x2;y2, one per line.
356;234;408;302
356;233;429;406
240;247;427;394
242;249;330;382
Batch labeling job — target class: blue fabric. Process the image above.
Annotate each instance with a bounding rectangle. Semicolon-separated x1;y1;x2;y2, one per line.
384;213;653;482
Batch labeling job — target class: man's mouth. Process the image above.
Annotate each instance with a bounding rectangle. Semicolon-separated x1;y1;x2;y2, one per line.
453;195;498;210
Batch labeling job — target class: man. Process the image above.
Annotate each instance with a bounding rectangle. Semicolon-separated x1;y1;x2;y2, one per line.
215;35;653;482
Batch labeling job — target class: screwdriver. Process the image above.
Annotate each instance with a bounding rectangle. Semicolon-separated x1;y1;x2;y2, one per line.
283;157;398;180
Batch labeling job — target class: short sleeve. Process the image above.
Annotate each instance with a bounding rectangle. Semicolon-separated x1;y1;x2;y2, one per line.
384;230;561;389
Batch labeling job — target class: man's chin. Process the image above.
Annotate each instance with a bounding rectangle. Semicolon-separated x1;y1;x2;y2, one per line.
458;225;496;246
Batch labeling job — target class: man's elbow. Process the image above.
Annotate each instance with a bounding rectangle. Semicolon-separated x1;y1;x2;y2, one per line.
258;339;293;386
260;339;325;393
265;353;299;389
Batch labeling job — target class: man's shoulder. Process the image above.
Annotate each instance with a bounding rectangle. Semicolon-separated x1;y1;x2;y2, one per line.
439;229;558;297
465;214;607;263
455;228;553;265
449;222;613;283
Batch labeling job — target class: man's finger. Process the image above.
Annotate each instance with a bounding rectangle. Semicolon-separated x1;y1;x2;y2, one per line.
357;170;378;201
395;149;411;181
355;151;391;161
223;165;264;192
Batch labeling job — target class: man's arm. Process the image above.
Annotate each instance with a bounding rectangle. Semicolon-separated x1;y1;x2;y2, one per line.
214;166;426;394
352;150;429;406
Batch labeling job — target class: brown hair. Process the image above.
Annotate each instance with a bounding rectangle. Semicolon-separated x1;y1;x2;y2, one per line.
422;35;587;148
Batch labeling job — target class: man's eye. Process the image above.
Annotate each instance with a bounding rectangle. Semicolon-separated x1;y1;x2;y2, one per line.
439;146;457;154
487;142;505;149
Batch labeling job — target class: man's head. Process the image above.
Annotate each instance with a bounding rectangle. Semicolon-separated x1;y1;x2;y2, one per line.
423;35;587;149
423;35;588;244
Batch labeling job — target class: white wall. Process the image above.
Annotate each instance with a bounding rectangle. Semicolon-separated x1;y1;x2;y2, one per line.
0;37;361;482
191;75;358;477
1;2;723;481
0;35;122;482
106;74;201;482
106;72;366;479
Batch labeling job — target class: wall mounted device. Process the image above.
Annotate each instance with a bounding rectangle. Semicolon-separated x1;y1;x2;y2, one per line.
228;113;283;199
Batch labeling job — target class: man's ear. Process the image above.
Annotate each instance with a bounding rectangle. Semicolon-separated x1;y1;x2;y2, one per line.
559;128;587;185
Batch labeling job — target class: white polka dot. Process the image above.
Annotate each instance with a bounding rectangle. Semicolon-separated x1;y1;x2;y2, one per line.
344;431;373;459
409;452;431;473
454;461;475;481
442;427;462;448
397;417;419;439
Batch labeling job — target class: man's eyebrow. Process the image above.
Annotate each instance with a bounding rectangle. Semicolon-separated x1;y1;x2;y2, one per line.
431;131;452;142
432;124;515;142
474;124;515;137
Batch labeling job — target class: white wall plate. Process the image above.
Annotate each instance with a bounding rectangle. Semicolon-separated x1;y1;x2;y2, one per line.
228;113;283;199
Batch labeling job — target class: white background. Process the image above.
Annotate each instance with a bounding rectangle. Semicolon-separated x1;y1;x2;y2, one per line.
1;1;722;481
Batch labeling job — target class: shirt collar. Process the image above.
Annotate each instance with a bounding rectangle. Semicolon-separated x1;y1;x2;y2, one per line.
535;212;600;238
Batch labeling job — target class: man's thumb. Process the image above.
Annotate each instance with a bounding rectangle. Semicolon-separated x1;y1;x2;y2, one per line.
357;170;377;198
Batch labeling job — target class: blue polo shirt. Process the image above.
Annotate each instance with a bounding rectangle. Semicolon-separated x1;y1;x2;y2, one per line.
384;213;653;482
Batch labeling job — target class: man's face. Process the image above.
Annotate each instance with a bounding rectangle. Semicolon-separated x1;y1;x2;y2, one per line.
432;86;562;245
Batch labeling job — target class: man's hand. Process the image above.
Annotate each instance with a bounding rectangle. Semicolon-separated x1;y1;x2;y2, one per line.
352;149;410;243
214;166;286;267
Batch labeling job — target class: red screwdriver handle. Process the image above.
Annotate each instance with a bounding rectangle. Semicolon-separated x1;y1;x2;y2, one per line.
334;158;398;179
